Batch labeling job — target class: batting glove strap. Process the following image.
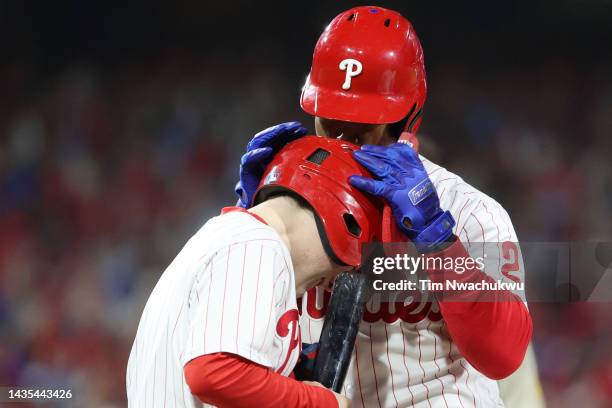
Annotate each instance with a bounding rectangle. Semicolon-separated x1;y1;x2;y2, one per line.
412;210;456;253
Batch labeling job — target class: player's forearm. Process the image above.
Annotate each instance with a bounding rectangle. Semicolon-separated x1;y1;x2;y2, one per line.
426;238;533;380
184;352;338;408
440;294;532;380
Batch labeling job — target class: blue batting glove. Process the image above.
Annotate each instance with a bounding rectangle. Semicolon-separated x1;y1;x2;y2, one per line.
235;121;308;208
349;143;455;252
293;342;319;381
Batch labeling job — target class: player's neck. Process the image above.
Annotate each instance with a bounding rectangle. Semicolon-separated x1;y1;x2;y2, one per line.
250;197;292;248
249;195;316;253
249;196;326;295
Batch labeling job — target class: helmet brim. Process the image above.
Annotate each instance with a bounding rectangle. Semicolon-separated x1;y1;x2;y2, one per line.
301;77;414;125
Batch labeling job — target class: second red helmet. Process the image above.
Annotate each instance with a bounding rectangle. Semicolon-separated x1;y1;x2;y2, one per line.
253;136;383;268
301;6;427;133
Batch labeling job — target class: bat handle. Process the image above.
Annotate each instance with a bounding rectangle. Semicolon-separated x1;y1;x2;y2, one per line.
311;271;372;393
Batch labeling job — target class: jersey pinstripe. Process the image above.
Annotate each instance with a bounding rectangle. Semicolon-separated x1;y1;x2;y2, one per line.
127;211;300;407
301;154;525;408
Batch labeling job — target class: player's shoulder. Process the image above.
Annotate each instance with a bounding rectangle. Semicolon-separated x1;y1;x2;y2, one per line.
195;210;289;259
420;155;513;231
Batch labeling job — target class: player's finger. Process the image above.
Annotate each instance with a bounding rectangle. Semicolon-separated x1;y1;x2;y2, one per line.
349;175;388;197
362;146;422;179
302;381;325;388
353;150;398;179
359;144;409;165
360;144;391;154
241;147;273;167
352;150;388;174
363;143;419;165
272;125;308;151
355;148;401;167
360;143;403;159
389;142;421;165
248;121;304;150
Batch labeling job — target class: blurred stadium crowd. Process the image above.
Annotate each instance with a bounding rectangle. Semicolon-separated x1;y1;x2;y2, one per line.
1;1;611;406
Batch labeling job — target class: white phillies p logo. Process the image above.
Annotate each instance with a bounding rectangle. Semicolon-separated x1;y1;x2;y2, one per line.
339;58;363;90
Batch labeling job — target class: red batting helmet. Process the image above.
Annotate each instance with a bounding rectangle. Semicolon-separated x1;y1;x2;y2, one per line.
301;6;427;133
253;136;383;268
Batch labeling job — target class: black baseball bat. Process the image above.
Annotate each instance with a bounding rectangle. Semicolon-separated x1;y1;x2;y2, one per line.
311;270;373;393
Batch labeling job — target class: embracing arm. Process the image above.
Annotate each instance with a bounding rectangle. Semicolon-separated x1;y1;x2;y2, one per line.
349;142;532;380
425;238;532;379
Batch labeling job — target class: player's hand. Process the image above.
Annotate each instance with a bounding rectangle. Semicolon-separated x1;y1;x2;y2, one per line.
293;342;319;381
303;381;351;408
349;143;455;252
235;121;308;208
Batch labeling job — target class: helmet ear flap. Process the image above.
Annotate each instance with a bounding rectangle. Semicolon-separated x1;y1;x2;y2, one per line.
313;211;350;267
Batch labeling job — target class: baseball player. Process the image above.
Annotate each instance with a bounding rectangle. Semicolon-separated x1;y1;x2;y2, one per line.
234;6;536;407
127;136;391;407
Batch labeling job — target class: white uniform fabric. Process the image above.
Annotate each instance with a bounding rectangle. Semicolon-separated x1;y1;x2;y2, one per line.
300;155;526;408
127;211;300;407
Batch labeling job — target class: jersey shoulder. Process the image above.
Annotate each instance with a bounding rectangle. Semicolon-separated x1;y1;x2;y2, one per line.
192;211;290;262
420;155;516;240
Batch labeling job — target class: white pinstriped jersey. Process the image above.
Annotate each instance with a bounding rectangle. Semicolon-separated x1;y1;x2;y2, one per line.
300;154;526;408
127;211;301;407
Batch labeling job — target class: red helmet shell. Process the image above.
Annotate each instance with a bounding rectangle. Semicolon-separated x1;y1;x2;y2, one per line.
254;136;382;268
301;6;427;131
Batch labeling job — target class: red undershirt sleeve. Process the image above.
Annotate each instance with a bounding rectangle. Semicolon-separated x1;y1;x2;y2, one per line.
425;239;533;380
184;353;338;408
